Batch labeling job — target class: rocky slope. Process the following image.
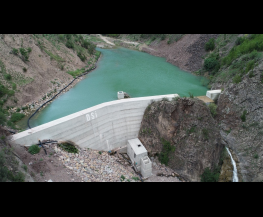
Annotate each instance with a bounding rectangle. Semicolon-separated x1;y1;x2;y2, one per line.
0;34;94;107
119;34;219;72
214;60;263;182
138;97;224;181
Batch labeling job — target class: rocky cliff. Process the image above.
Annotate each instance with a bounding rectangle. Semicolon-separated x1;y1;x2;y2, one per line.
138;97;224;181
214;60;263;182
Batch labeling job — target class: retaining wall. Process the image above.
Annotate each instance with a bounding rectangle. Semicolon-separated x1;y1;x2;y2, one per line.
10;94;178;151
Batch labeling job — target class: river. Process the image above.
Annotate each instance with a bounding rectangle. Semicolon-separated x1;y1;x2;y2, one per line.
18;47;208;129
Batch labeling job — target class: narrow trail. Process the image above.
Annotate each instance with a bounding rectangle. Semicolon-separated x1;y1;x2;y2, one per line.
97;34;146;48
98;34;115;46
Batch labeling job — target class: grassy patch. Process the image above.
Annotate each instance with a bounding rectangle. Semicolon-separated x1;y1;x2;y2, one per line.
28;145;40;155
241;110;247;122
67;68;86;77
10;113;25;122
208;103;217;117
200;167;220;182
58;143;78;154
158;138;175;166
44;49;64;62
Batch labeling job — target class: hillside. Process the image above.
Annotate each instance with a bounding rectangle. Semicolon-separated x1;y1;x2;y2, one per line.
0;34;99;130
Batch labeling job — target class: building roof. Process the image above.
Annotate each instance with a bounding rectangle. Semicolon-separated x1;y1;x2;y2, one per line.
128;138;147;155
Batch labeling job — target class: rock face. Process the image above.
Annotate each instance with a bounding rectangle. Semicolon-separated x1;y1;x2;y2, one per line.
138;98;224;181
214;61;263;182
142;34;219;72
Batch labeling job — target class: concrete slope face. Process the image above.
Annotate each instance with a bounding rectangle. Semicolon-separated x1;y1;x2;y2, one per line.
10;94;179;151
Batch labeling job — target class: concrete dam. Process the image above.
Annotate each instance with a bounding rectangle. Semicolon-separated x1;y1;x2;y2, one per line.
10;94;179;151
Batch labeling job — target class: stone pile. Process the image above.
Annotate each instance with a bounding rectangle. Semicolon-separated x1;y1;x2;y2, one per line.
50;144;141;182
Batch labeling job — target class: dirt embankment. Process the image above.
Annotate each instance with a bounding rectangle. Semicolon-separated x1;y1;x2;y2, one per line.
0;34;93;108
141;34;219;72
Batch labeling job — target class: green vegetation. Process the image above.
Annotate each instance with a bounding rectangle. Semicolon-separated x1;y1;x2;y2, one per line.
205;38;215;51
28;145;40;155
254;154;259;159
187;126;196;135
67;68;86;77
222;34;263;66
201;167;220;182
19;47;30;61
22;164;27;172
233;74;242;84
132;176;139;181
58;143;78;154
120;175;126;181
158;138;175;166
188;92;194;98
172;96;180;101
208;103;217;117
199;34;263;86
202;128;209;140
241;110;247;122
4;74;11;81
12;48;19;55
162;97;169;101
10;113;25;122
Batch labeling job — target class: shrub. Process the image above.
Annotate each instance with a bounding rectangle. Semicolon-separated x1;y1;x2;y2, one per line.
188;92;194;98
10;113;25;122
4;74;12;80
27;47;32;53
172;96;180;101
209;103;217;117
241;110;247;122
58;143;78;153
158;138;175;166
204;57;219;71
12;83;16;90
23;67;27;72
205;38;215;51
19;48;29;61
12;48;19;55
88;43;96;55
77;52;86;62
66;40;74;49
28;145;40;155
0;111;6;125
235;37;245;46
201;167;220;182
162;97;169;101
58;34;64;41
254;154;259;159
246;60;255;73
233;74;242;84
16;108;21;112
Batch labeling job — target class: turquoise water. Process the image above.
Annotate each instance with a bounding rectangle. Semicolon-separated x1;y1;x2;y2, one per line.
19;47;208;129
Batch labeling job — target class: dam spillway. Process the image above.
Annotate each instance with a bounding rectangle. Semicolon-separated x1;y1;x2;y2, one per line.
10;94;179;151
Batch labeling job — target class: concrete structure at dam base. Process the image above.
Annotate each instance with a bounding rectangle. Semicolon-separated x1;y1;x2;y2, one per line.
10;94;179;151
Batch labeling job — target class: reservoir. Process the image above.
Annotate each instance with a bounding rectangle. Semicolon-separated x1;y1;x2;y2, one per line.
19;47;208;129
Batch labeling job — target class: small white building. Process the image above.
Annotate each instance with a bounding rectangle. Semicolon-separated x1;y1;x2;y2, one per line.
117;91;124;99
206;90;221;101
127;138;152;178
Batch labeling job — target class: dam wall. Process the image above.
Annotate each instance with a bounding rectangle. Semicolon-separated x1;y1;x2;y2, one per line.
10;94;179;151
